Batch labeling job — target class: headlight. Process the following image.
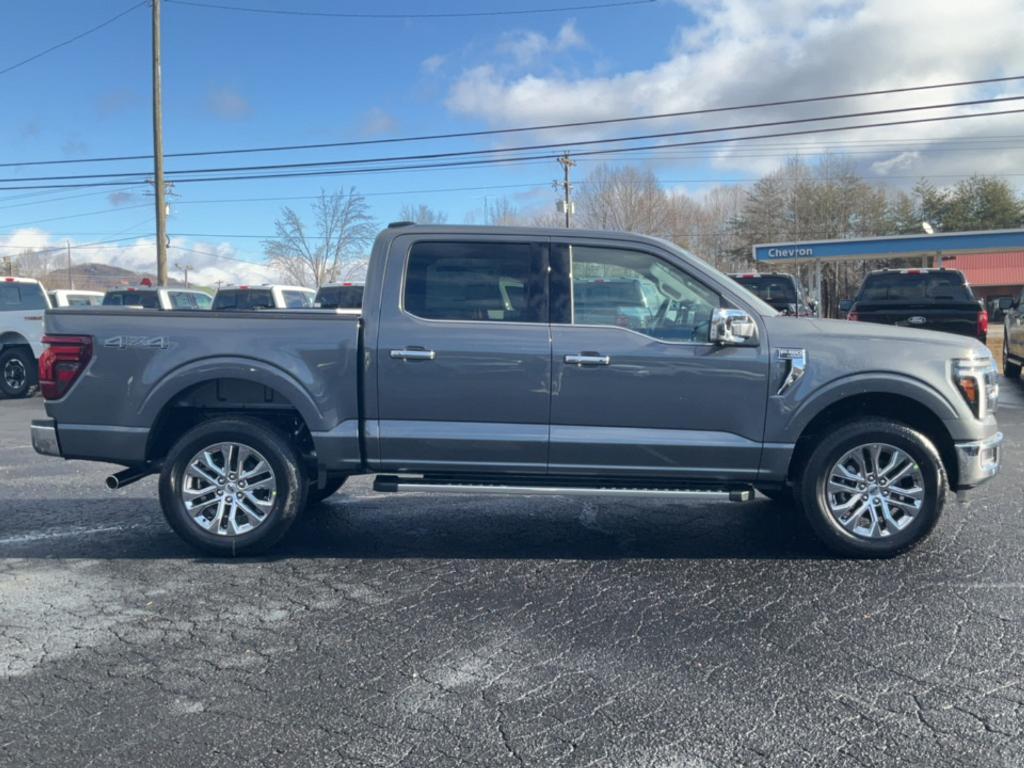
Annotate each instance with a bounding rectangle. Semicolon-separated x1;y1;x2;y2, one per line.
952;357;999;418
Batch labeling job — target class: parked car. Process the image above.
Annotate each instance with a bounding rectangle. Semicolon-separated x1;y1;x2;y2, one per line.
314;282;363;310
0;276;48;397
212;284;316;311
48;289;104;308
102;287;212;310
32;224;1002;559
728;272;816;316
1003;287;1024;379
840;268;988;343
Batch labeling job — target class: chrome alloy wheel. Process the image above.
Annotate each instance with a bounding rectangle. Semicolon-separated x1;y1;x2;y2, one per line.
181;442;276;536
825;442;925;539
3;357;27;391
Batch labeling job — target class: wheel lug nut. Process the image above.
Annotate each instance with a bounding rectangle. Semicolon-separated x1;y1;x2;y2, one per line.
861;494;869;501
858;484;865;490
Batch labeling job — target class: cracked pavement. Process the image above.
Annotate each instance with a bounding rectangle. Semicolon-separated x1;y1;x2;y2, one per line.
1;383;1023;767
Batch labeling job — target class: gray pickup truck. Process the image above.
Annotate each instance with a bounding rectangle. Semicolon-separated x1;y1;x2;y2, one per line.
31;224;1003;558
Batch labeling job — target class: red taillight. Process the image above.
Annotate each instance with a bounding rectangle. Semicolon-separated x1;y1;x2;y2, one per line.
847;310;859;321
978;309;989;337
39;335;92;400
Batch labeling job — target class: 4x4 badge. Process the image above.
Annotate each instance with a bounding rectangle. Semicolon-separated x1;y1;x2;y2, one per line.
103;336;167;349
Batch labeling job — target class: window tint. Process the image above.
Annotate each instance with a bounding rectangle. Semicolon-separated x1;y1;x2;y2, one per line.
212;289;274;310
732;275;799;305
102;291;160;309
570;246;719;342
858;272;975;302
316;285;363;309
282;290;313;309
0;282;47;310
404;241;545;323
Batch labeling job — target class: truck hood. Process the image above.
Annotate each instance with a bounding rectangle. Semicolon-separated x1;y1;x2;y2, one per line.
764;316;990;359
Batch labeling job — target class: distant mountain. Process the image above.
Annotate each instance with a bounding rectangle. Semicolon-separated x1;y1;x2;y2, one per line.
40;262;185;293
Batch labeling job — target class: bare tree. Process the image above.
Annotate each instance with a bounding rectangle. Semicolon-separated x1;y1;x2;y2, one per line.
14;248;61;281
263;188;376;287
398;203;447;224
575;165;674;237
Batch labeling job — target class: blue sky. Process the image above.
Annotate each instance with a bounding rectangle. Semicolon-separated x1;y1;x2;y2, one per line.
2;0;1024;284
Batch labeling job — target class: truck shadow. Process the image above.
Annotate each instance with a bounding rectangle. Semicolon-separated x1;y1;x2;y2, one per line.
0;494;832;560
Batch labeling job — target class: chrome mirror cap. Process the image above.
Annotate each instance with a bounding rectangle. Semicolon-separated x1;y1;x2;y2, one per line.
711;307;758;345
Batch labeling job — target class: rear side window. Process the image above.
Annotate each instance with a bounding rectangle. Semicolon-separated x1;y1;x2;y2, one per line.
733;275;799;304
103;291;160;309
404;241;546;323
316;285;363;309
281;290;313;309
170;291;197;309
0;282;47;310
858;272;974;302
67;294;101;307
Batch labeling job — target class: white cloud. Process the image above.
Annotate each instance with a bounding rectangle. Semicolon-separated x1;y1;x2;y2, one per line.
446;0;1024;183
499;20;586;66
206;86;252;120
359;106;398;136
1;230;275;288
421;54;446;74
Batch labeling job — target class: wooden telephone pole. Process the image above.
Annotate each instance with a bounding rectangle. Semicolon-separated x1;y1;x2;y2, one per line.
152;0;168;286
556;152;575;228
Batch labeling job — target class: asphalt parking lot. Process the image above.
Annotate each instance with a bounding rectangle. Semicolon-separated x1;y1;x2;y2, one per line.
2;386;1023;768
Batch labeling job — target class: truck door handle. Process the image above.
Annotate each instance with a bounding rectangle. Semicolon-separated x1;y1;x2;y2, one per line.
564;353;611;366
390;348;436;361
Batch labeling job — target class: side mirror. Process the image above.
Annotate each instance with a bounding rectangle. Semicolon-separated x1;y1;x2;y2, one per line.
837;299;853;313
711;307;758;345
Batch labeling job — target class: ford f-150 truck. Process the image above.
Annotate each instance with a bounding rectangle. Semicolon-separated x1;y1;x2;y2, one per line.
31;224;1004;558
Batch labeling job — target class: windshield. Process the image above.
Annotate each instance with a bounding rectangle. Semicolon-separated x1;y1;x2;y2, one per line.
732;275;799;305
103;291;160;309
858;272;975;302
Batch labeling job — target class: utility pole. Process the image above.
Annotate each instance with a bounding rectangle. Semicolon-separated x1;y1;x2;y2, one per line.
151;0;168;287
66;240;74;289
555;152;575;228
174;262;193;288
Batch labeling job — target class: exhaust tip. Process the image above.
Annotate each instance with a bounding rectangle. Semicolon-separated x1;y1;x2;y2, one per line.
105;475;120;490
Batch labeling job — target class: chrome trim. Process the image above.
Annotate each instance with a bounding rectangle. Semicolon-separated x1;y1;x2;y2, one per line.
776;348;807;396
378;481;752;501
564;354;611;366
710;307;758;345
954;432;1003;487
30;421;61;457
389;348;436;361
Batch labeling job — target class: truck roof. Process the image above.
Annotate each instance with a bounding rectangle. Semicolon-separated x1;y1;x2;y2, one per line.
2;276;43;286
217;284;314;292
374;223;684;248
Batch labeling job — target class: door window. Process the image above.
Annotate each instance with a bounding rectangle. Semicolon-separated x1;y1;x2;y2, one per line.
403;241;546;323
569;246;719;342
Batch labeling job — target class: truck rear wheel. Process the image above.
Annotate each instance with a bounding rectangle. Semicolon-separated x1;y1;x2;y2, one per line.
0;347;34;398
158;418;307;556
798;419;946;558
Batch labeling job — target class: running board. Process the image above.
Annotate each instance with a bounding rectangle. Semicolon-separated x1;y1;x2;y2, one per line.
373;475;754;502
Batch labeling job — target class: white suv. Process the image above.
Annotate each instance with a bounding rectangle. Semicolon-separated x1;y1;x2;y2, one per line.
0;276;49;398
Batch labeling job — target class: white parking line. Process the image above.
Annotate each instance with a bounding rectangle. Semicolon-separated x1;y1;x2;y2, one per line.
0;523;156;546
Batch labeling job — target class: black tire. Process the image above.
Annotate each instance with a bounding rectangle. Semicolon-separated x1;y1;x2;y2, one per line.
158;417;307;556
798;419;946;558
307;475;348;506
0;347;34;398
1003;338;1021;379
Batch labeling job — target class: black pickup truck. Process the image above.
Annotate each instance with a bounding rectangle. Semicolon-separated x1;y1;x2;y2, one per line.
841;269;988;342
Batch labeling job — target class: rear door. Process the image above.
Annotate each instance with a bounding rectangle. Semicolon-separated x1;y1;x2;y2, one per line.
548;238;770;481
374;235;551;473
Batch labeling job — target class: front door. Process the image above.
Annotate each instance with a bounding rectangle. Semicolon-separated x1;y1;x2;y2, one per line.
548;240;770;482
375;236;551;474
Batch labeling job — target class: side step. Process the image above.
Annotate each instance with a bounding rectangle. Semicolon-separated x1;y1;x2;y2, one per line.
372;475;754;502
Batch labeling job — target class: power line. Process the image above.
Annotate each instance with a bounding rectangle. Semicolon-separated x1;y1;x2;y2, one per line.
3;105;1024;192
5;74;1024;169
4;94;1024;186
165;0;654;19
0;2;146;77
1;203;151;230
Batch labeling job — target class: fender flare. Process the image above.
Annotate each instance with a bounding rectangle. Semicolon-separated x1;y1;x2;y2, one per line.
138;356;329;432
783;371;959;443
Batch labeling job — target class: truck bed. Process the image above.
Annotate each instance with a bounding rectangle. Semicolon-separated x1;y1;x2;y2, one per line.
43;308;362;469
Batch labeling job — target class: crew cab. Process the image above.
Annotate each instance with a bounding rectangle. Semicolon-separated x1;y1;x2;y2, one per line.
1;276;48;398
314;282;363;310
212;284;315;311
31;225;1003;558
49;289;104;308
1003;286;1024;379
840;269;988;342
103;286;213;310
729;272;816;316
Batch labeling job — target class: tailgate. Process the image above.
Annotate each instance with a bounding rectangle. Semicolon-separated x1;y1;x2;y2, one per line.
855;303;980;337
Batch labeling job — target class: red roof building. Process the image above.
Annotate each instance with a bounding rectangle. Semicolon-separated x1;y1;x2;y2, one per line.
944;251;1024;302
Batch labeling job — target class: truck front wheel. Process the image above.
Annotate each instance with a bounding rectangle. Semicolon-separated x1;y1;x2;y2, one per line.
798;420;946;558
158;418;307;556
